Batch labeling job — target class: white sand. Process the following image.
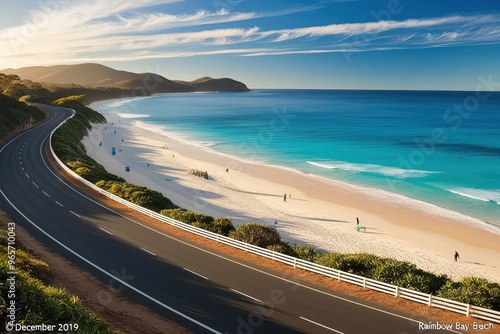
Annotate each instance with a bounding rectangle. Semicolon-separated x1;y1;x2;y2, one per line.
82;106;500;283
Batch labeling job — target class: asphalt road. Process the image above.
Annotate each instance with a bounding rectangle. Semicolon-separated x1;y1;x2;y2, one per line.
0;103;461;334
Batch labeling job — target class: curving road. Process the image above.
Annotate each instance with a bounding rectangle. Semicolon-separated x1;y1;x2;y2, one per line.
0;103;459;334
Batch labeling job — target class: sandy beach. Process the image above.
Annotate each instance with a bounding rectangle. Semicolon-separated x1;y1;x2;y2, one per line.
83;103;500;283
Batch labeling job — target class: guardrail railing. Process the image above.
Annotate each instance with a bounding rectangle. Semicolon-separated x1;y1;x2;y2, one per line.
48;107;500;325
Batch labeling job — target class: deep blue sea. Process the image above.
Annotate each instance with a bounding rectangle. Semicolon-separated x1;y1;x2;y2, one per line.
95;89;500;230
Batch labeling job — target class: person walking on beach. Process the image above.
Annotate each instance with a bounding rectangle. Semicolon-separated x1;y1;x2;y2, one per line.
356;217;360;226
454;251;460;262
283;193;287;202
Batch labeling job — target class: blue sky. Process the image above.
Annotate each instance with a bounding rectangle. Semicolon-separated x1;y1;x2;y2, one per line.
1;0;500;90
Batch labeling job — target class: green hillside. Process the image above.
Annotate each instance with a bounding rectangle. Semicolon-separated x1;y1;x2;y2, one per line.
0;93;46;141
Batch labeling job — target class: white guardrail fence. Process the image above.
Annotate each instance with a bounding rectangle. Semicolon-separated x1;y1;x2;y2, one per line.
50;110;500;325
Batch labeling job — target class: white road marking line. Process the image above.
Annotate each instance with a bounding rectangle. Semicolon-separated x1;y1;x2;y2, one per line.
55;201;63;207
140;247;156;256
25;172;30;178
32;182;39;188
300;317;344;333
42;191;50;197
69;210;80;217
183;268;209;280
230;288;262;303
99;227;114;236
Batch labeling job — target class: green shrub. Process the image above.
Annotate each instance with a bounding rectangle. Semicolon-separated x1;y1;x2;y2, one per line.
288;244;319;262
96;181;176;212
268;242;319;261
160;208;213;224
314;252;450;294
267;243;291;254
437;277;500;310
191;217;235;236
229;223;282;248
399;269;449;294
53;95;86;105
161;210;235;236
212;217;235;236
315;252;379;276
370;258;414;284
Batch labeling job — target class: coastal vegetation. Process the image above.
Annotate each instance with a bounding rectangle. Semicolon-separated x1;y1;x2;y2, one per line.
229;223;500;310
160;209;235;236
228;223;281;248
0;91;46;141
437;277;500;311
0;224;115;333
97;181;176;212
51;97;123;184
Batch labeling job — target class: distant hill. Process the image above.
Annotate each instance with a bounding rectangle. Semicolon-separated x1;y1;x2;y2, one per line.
175;76;250;92
1;63;250;93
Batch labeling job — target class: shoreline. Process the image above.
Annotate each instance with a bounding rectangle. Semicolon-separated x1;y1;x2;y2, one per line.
92;96;500;234
84;101;500;282
134;116;500;237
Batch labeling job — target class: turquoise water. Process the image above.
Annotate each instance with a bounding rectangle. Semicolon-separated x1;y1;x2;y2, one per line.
95;89;500;229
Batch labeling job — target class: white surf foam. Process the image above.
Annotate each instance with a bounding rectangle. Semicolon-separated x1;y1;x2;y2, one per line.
448;188;500;205
307;160;438;179
116;113;151;119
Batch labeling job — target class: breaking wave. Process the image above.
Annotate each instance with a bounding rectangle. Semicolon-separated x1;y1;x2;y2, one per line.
447;188;500;205
307;160;439;179
116;113;151;119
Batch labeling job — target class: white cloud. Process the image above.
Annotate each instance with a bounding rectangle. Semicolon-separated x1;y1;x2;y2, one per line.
266;16;472;42
1;0;500;70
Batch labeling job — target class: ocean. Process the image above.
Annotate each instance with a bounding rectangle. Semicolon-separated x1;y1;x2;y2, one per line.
94;89;500;231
